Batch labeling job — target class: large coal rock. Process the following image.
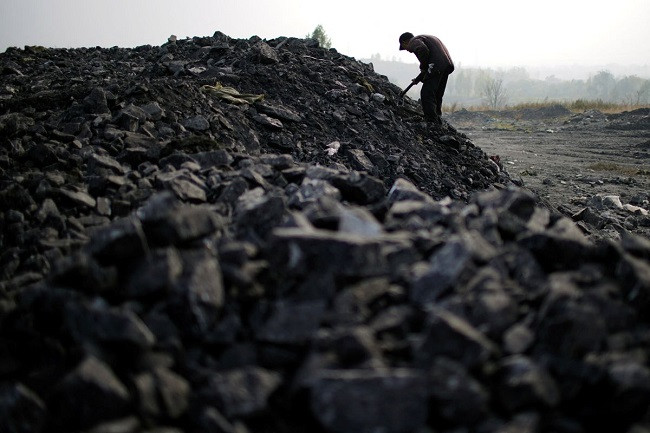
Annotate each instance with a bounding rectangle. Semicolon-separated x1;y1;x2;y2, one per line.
1;32;650;433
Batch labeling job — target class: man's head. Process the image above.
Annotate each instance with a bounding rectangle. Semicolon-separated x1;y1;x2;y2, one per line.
399;32;414;51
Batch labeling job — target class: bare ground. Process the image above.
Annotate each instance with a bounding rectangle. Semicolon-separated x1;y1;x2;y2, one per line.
446;107;650;239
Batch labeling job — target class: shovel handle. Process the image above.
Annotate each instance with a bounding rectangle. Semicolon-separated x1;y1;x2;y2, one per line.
399;78;419;98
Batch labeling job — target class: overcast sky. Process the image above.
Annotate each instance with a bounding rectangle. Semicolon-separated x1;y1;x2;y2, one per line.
1;0;649;71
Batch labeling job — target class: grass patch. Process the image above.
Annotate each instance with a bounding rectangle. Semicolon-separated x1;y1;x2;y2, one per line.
452;100;649;114
587;162;650;176
488;121;518;131
566;99;638;113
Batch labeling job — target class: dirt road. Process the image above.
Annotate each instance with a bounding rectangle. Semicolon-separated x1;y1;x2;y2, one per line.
447;108;650;239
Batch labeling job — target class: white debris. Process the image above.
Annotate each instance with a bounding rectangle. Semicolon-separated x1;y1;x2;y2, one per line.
326;141;341;156
602;195;624;209
623;204;649;215
589;194;627;210
188;66;206;75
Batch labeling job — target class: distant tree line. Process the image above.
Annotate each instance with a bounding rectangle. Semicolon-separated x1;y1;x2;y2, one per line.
364;55;650;108
447;67;650;107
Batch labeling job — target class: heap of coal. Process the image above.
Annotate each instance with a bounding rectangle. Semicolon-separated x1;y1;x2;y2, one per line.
1;32;650;433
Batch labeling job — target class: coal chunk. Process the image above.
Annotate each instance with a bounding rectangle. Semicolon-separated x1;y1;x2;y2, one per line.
310;369;428;433
426;358;489;426
0;383;46;433
48;356;131;430
198;367;281;418
134;367;190;421
494;355;560;413
416;307;499;370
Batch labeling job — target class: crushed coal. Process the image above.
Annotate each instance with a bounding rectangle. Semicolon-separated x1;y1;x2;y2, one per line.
1;32;650;433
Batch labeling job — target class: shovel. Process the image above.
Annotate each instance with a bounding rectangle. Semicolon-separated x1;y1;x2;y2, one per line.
397;76;420;105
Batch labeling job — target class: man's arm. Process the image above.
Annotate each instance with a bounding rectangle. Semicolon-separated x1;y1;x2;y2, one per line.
409;38;430;71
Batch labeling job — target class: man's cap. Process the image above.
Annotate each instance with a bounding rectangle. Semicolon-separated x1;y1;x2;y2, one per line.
399;32;414;50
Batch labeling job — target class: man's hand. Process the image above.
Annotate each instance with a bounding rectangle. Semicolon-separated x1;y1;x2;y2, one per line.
417;64;439;83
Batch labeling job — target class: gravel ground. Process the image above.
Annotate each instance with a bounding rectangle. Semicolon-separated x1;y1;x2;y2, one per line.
448;107;650;240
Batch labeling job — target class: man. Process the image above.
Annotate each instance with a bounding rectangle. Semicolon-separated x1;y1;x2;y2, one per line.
399;32;454;123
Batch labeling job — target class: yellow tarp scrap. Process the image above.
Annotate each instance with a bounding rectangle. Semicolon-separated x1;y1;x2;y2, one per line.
355;76;375;93
200;82;265;105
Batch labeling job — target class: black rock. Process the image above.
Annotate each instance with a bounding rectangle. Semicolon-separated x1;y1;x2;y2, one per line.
192;149;234;168
0;112;35;137
536;284;607;357
605;359;650;421
143;205;223;246
616;252;650;314
183;115;210;132
518;217;595;270
255;299;327;345
268;227;387;285
387;177;435;203
426;357;489;426
155;168;208;202
198;366;281;418
193;407;238;433
410;231;496;305
331;277;405;326
167;249;224;337
54;187;97;209
48;356;131;430
124;247;183;297
83;87;111;114
309;369;428;433
0;383;46;433
416;307;499;370
88;152;126;175
88;217;148;263
64;300;156;350
235;190;287;243
0;183;34;211
494;355;560;413
49;251;119;294
134;367;190;421
331;171;386;205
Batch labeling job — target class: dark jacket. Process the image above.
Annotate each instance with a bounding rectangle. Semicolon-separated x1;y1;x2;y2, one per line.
406;35;454;74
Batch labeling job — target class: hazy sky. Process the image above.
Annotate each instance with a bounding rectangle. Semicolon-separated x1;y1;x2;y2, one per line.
1;0;649;70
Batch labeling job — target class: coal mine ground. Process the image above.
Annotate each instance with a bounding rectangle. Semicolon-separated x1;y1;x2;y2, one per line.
448;106;650;240
1;33;650;433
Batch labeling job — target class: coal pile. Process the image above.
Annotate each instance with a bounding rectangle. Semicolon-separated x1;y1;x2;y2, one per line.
562;108;650;131
1;32;650;433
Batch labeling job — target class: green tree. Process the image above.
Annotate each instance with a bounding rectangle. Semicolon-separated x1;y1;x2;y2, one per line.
306;25;332;49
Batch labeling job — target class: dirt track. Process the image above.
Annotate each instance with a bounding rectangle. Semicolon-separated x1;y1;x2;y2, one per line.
447;108;650;238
